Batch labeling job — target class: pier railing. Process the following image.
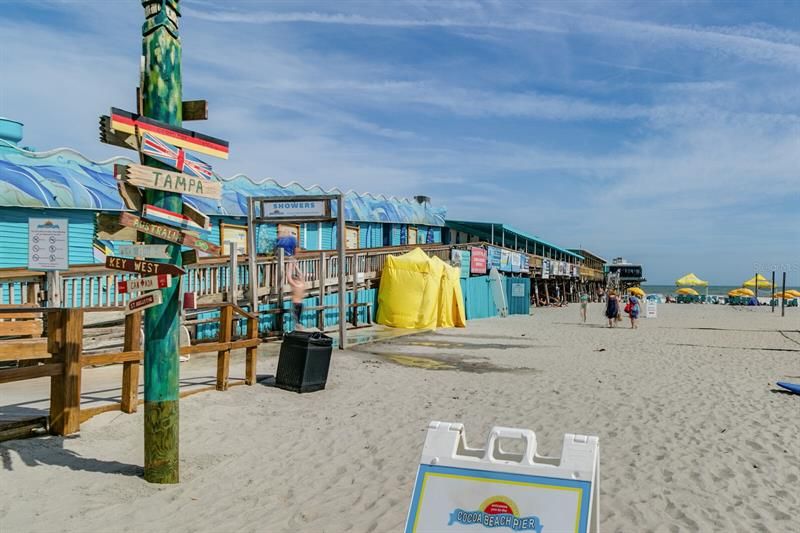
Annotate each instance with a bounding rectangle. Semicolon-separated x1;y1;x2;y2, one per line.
0;305;260;436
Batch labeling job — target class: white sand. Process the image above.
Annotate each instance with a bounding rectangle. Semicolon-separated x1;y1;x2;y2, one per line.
1;304;799;532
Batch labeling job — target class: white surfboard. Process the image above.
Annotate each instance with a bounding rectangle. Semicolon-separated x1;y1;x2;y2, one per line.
488;268;508;317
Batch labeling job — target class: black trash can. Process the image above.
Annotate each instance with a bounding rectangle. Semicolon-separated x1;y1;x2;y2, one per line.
275;330;334;393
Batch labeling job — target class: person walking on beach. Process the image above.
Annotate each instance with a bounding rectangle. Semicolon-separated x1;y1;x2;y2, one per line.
288;270;306;330
580;292;589;323
605;290;619;328
626;294;640;329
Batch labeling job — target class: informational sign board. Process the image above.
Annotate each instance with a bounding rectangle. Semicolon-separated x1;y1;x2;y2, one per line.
451;250;470;278
511;252;522;273
470;247;487;275
520;254;530;274
511;282;525;297
487;246;502;270
646;301;657;318
28;218;69;271
542;259;551;279
263;200;328;220
220;223;248;256
500;250;512;272
406;422;599;533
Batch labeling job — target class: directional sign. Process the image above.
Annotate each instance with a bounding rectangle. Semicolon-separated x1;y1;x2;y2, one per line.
117;274;172;294
118;181;144;212
118;212;222;255
107;107;229;159
118;244;172;259
139;132;214;180
142;204;211;235
182;202;210;231
106;255;185;277
116;163;222;200
125;291;163;315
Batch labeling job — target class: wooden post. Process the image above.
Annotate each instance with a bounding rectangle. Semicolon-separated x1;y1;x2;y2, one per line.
121;311;142;413
336;194;347;349
318;251;326;330
142;0;183;484
247;197;258;315
228;241;238;304
216;304;233;391
245;312;258;385
46;271;62;307
49;309;83;436
277;247;285;333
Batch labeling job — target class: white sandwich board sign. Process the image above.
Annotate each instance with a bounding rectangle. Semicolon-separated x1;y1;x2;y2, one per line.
646;301;657;318
28;218;69;271
405;421;599;533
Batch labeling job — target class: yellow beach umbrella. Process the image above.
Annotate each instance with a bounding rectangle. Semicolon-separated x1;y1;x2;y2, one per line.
788;290;800;298
743;274;772;289
732;288;754;297
773;292;793;299
677;287;699;295
628;287;645;297
676;273;709;287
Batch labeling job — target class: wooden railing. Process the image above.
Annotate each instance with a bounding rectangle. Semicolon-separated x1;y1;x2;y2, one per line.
0;305;261;436
0;244;454;308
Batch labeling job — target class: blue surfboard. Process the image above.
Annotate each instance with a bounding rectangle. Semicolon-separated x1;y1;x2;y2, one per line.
777;382;800;394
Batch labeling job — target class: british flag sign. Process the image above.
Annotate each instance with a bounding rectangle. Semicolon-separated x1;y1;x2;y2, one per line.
140;132;214;180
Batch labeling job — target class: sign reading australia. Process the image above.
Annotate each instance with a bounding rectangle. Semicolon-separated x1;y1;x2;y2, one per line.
265;200;328;219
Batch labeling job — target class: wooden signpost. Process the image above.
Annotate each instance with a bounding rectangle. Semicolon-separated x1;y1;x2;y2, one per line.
143;204;211;235
118;212;221;255
125;291;163;315
108;107;229;159
116;163;222;199
118;274;172;294
182;202;210;231
118;181;144;211
106;255;185;277
118;244;171;259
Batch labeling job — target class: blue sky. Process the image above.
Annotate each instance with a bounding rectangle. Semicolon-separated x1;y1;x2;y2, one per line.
1;0;798;284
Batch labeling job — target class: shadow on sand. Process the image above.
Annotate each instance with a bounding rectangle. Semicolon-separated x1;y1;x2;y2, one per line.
1;434;141;477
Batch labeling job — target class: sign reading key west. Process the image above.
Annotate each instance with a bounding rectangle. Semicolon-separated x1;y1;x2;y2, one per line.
106;255;185;277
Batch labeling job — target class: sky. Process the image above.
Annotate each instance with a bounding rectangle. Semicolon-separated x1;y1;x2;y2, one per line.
0;0;798;284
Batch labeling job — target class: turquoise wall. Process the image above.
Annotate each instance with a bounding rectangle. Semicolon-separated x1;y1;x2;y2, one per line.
460;276;498;320
0;207;98;268
195;288;378;339
505;277;531;315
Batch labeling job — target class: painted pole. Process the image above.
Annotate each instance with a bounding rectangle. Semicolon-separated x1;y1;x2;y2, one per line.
781;271;786;317
141;0;182;484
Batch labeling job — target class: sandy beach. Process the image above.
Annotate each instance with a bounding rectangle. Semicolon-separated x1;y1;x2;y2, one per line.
1;303;799;532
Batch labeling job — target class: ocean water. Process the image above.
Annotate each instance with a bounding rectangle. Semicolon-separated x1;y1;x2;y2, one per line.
643;284;798;296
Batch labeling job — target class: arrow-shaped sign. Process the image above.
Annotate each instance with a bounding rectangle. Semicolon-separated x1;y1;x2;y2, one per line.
118;212;221;256
117;274;172;294
118;244;172;259
115;163;222;200
106;255;185;277
143;204;211;235
107;107;229;159
125;291;163;314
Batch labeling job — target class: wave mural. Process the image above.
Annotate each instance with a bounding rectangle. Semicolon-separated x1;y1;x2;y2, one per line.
0;142;446;226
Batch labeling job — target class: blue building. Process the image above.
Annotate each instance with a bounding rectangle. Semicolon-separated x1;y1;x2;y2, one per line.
0;118;445;269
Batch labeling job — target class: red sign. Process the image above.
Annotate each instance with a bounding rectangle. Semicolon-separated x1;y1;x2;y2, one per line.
470;247;487;275
117;274;172;294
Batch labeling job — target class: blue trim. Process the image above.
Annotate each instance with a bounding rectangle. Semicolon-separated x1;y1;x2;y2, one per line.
405;463;592;533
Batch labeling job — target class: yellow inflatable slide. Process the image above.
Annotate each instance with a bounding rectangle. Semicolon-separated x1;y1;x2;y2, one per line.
376;248;466;329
